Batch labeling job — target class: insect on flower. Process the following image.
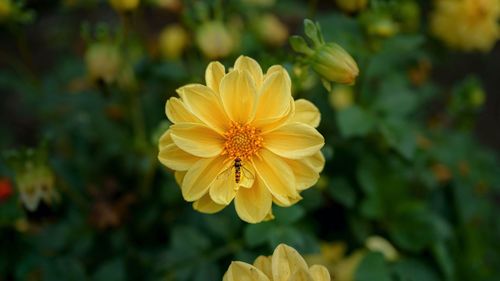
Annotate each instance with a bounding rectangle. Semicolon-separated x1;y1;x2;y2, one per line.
212;156;255;196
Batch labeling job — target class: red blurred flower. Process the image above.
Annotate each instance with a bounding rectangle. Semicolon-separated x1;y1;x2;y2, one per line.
0;179;13;201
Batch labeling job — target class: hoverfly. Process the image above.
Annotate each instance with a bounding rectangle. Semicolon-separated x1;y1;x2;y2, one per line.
216;157;254;188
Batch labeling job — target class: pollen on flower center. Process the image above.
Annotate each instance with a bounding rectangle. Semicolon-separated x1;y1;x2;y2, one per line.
223;122;263;159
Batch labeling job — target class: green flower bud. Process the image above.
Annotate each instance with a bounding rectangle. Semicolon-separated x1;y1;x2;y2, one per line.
310;43;359;85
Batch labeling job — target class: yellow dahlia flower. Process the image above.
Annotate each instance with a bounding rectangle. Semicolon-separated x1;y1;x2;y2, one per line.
224;244;331;281
158;56;325;223
430;0;500;52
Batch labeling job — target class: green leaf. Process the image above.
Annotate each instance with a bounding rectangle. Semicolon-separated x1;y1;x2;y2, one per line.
388;204;440;252
274;205;305;224
337;106;375;138
328;177;356;208
93;259;125;281
304;19;322;47
391;258;441;281
355;252;391;281
244;222;273;247
289;36;313;56
379;119;416;160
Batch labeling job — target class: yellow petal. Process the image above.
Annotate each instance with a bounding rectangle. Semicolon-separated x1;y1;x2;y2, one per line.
289;268;314;281
254;67;292;122
205;61;225;94
272;193;302;207
292;99;321;128
220;69;257;124
252;149;299;206
209;163;237;205
263;123;324;159
158;131;200;171
309;265;331;281
307;152;325;173
253;97;295;134
234;55;264;88
272;244;310;281
265;65;291;87
174;171;185;186
177;84;229;133
224;261;270;281
181;156;226;201
286;158;320;191
193;192;226;214
234;176;272;223
170;123;224;158
165;97;201;124
253;256;273;279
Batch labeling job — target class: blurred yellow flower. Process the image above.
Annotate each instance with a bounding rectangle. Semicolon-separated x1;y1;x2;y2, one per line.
158;24;189;60
305;242;365;281
158;56;325;223
256;14;289;47
16;164;58;211
85;42;122;84
224;244;331;281
335;0;368;13
109;0;139;11
430;0;500;52
196;21;235;59
0;0;12;20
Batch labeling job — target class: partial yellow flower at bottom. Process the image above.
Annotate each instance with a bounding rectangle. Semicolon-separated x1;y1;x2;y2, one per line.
158;56;325;223
224;244;331;281
430;0;500;52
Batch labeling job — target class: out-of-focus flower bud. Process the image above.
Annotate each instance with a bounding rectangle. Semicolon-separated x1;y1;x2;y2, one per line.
154;0;181;12
158;24;188;60
470;88;485;108
408;59;432;86
0;0;13;20
366;16;399;38
432;163;452;184
329;85;354;110
196;21;234;59
255;14;288;47
311;43;359;85
397;0;420;32
0;178;13;202
335;0;368;13
85;42;122;84
109;0;139;12
290;19;359;86
365;236;399;261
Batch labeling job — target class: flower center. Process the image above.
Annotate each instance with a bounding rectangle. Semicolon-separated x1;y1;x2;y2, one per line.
223;122;263;160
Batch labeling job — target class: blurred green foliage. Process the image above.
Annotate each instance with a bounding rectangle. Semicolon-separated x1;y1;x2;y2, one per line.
1;0;500;280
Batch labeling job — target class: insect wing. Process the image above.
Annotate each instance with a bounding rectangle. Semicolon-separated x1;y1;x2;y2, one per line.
238;164;255;188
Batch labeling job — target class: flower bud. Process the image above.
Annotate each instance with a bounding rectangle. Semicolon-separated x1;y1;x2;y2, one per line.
311;43;359;85
335;0;368;13
255;14;288;47
196;21;234;59
85;42;122;84
328;85;354;110
109;0;139;12
154;0;181;12
365;236;399;261
367;16;399;38
158;24;188;60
